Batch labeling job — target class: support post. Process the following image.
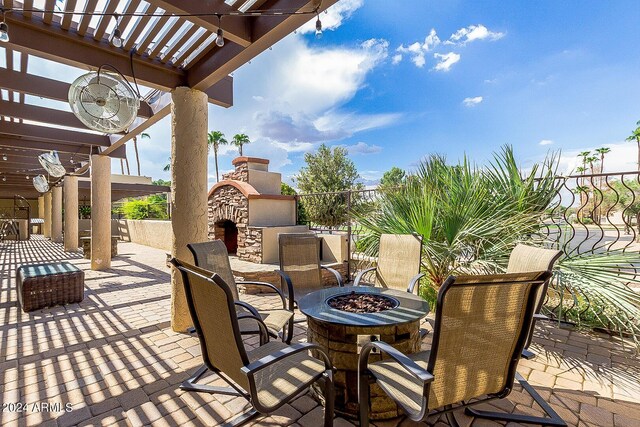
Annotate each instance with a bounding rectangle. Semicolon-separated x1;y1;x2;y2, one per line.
43;192;52;238
170;86;209;332
51;186;63;243
64;176;79;252
38;195;44;218
91;155;111;270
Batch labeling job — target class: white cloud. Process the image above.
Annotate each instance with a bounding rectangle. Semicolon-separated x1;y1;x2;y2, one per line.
298;0;364;34
539;139;554;146
557;142;636;175
447;24;505;45
394;29;440;68
433;52;461;72
463;96;483;107
342;142;383;155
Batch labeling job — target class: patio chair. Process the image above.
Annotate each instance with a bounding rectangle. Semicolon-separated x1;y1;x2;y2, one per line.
170;258;335;427
188;240;294;344
507;244;562;359
353;233;424;294
277;233;343;310
358;271;566;427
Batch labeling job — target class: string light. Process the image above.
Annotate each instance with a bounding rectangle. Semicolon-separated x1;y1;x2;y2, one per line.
25;174;29;179
2;176;5;182
315;12;322;39
215;14;224;47
111;14;123;48
0;9;8;43
2;154;7;161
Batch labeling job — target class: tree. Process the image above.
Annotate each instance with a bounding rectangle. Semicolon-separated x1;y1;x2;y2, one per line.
625;120;640;170
132;133;150;176
594;147;611;174
208;131;228;182
152;179;171;186
163;157;171;172
232;133;251;156
295;144;362;227
379;167;406;188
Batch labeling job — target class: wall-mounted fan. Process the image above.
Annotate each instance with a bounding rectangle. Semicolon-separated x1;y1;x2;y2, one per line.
68;65;140;134
38;151;66;177
33;175;50;193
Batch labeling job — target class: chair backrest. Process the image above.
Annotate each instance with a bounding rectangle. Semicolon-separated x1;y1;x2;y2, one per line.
426;271;550;410
376;233;423;292
278;233;323;292
188;240;239;300
171;258;250;391
506;244;562;313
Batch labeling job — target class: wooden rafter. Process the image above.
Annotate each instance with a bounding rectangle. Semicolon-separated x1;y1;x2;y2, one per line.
1;121;111;146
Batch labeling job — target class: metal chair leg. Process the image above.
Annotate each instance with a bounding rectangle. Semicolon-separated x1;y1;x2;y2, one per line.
180;365;242;396
465;373;567;426
221;408;259;427
323;370;335;427
358;370;372;427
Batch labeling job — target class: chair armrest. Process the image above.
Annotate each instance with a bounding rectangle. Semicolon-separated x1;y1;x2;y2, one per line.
237;281;287;309
354;267;377;286
241;343;332;376
275;270;296;311
237;313;270;345
321;266;344;287
235;301;261;318
533;313;548;321
407;273;426;294
359;341;434;385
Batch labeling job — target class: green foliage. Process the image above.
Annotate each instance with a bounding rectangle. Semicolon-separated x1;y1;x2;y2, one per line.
152;179;171;186
280;182;296;195
232;133;251;156
281;182;308;224
379;167;406;188
78;205;91;219
119;198;168;220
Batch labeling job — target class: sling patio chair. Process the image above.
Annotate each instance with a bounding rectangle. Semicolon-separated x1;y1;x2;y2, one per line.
170;258;335;427
358;271;566;427
506;243;563;359
353;233;425;294
277;233;343;311
188;240;294;344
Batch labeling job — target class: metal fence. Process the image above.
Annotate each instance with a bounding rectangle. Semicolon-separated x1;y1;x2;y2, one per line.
295;172;640;329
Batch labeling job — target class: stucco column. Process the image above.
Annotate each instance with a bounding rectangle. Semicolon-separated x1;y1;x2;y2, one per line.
91;155;111;270
64;176;79;252
51;186;63;243
38;196;45;219
43;192;52;238
170;87;208;332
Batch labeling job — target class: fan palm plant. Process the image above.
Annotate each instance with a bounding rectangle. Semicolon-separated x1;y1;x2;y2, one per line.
625;120;640;170
208;130;228;182
232;133;251;156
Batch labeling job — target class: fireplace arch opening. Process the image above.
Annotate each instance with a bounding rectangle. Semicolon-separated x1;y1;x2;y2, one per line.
214;220;238;254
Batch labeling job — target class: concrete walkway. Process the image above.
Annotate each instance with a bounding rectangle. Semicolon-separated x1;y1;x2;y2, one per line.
1;237;639;426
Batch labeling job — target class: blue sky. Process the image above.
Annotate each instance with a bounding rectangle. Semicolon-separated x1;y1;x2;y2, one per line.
102;1;640;185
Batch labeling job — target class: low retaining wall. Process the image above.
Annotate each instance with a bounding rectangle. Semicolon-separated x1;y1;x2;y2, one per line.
116;220;172;252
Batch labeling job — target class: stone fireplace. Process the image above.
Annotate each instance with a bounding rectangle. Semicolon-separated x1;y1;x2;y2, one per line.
208;157;309;263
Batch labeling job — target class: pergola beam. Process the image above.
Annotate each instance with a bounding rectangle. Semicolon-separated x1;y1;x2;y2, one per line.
146;0;252;47
0;68;154;119
0;136;94;154
4;12;186;91
0;121;111;146
187;0;336;91
0;100;94;130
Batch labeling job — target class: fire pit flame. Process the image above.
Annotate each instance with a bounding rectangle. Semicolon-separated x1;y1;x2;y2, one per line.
327;291;399;314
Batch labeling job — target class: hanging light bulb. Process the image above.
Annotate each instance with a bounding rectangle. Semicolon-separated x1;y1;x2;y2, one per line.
0;9;9;43
2;154;7;161
215;15;224;47
70;157;74;164
2;176;5;182
111;14;123;48
25;174;29;180
315;13;322;39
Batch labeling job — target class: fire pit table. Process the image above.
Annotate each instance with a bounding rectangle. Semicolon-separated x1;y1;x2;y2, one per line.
298;286;429;420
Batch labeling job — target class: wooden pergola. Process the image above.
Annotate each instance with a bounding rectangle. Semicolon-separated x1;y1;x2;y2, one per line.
0;0;338;331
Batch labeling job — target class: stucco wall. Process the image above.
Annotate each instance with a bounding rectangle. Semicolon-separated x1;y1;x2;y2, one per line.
248;170;281;195
261;225;311;263
248;198;296;226
117;220;173;252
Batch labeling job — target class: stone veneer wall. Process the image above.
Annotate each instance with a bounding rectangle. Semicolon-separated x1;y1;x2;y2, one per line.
221;161;249;182
208;185;262;262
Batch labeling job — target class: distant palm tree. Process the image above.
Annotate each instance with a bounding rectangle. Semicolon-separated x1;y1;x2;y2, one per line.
208;131;228;182
625;120;640;170
163;157;171;172
132;133;150;176
594;147;611;174
232;133;251;156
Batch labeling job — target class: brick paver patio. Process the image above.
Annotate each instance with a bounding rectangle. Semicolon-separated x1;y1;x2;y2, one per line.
1;237;639;427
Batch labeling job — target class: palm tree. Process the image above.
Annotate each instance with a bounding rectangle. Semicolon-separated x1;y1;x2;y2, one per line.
163;157;171;172
132;132;150;176
208;131;228;182
625;120;640;170
232;133;251;156
594;147;611;174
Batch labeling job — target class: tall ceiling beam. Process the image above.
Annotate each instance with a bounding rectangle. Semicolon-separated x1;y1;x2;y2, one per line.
4;12;186;91
187;0;336;91
0;68;154;119
0;136;126;159
0;121;111;146
0;100;96;130
146;0;252;47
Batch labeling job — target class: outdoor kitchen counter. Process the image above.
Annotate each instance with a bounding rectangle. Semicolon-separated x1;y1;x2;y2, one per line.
298;286;430;420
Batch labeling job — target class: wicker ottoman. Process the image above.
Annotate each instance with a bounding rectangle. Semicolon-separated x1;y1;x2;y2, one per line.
17;262;85;312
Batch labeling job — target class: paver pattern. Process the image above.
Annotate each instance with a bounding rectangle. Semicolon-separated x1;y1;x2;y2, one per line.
1;237;639;427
